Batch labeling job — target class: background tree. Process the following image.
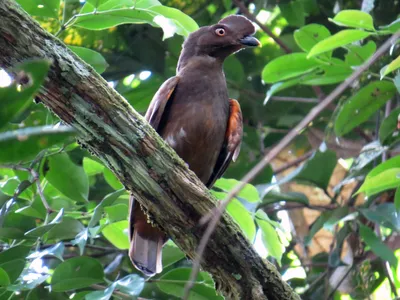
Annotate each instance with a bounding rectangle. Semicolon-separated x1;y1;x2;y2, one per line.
0;0;400;299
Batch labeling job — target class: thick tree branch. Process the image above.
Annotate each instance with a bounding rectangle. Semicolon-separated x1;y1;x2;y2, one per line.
0;1;299;299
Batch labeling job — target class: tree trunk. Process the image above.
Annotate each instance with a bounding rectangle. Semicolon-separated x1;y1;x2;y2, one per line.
0;1;299;299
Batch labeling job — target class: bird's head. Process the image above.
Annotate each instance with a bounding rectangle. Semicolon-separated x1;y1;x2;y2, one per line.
178;15;260;70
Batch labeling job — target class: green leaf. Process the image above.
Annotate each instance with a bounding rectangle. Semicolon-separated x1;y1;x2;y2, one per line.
103;167;123;190
83;157;105;176
262;53;319;83
104;203;128;222
162;244;185;269
294;24;331;58
379;106;400;146
0;245;30;265
279;1;305;27
46;217;85;241
226;198;256;241
285;150;337;190
260;190;309;206
380;55;400;78
379;18;400;34
211;191;256;241
359;224;397;267
308;30;372;58
301;61;353;85
0;60;50;129
213;178;260;203
396;187;400;212
102;220;129;249
88;189;126;228
74;4;198;38
148;5;199;38
0;126;75;163
345;41;376;66
330;10;375;31
24;209;64;237
156;268;223;300
15;0;60;18
359;203;400;231
357;156;400;196
255;211;284;264
0;268;10;286
0;260;25;284
68;46;108;74
44;153;89;202
51;257;104;292
334;81;396;136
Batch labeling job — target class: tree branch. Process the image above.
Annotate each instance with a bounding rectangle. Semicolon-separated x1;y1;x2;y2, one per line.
0;1;299;299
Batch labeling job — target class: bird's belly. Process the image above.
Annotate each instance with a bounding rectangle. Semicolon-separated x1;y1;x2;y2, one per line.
159;102;228;183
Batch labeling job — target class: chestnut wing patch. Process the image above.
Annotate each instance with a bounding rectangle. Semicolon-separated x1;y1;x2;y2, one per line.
145;76;180;130
206;99;243;187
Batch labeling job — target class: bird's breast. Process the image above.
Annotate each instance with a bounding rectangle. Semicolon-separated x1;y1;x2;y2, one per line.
158;72;230;183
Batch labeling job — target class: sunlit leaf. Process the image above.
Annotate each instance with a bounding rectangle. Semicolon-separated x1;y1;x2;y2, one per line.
330;10;375;31
308;30;371;58
68;46;109;74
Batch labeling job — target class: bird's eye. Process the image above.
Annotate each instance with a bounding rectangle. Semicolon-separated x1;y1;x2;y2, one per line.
215;28;226;36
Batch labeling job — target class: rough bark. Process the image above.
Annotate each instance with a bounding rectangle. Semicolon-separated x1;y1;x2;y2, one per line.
0;1;300;299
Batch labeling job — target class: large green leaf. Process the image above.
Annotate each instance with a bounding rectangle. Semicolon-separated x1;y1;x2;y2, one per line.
262;53;319;83
359;224;397;267
334;81;396;136
284;150;337;190
101;220;129;249
156;268;223;300
213;178;260;203
255;211;284;264
211;191;256;241
308;30;372;58
357;156;400;196
68;46;108;74
74;3;198;38
0;60;50;129
329;10;375;31
294;24;331;58
43;153;89;202
359;203;400;232
301;61;352;85
0;126;75;163
51;257;104;292
15;0;60;18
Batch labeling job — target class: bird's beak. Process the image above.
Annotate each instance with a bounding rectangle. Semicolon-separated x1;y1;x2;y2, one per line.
239;36;261;47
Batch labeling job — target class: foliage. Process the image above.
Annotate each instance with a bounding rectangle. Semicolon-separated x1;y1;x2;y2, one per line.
1;0;400;299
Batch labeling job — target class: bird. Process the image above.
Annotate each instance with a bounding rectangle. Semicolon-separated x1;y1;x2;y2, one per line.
128;15;260;276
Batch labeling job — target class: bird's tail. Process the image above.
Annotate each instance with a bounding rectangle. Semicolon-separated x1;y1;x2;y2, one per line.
128;195;166;276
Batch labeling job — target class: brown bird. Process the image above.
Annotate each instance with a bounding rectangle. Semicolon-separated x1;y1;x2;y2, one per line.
128;15;260;276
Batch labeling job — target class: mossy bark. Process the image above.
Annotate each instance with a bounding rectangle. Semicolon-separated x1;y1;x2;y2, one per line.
0;1;300;299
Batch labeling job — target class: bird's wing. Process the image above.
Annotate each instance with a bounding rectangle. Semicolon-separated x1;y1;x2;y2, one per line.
145;76;180;130
206;99;243;188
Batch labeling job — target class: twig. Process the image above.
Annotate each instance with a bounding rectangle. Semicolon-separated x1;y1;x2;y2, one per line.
270;96;319;103
183;30;400;299
273;150;313;175
261;203;334;213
